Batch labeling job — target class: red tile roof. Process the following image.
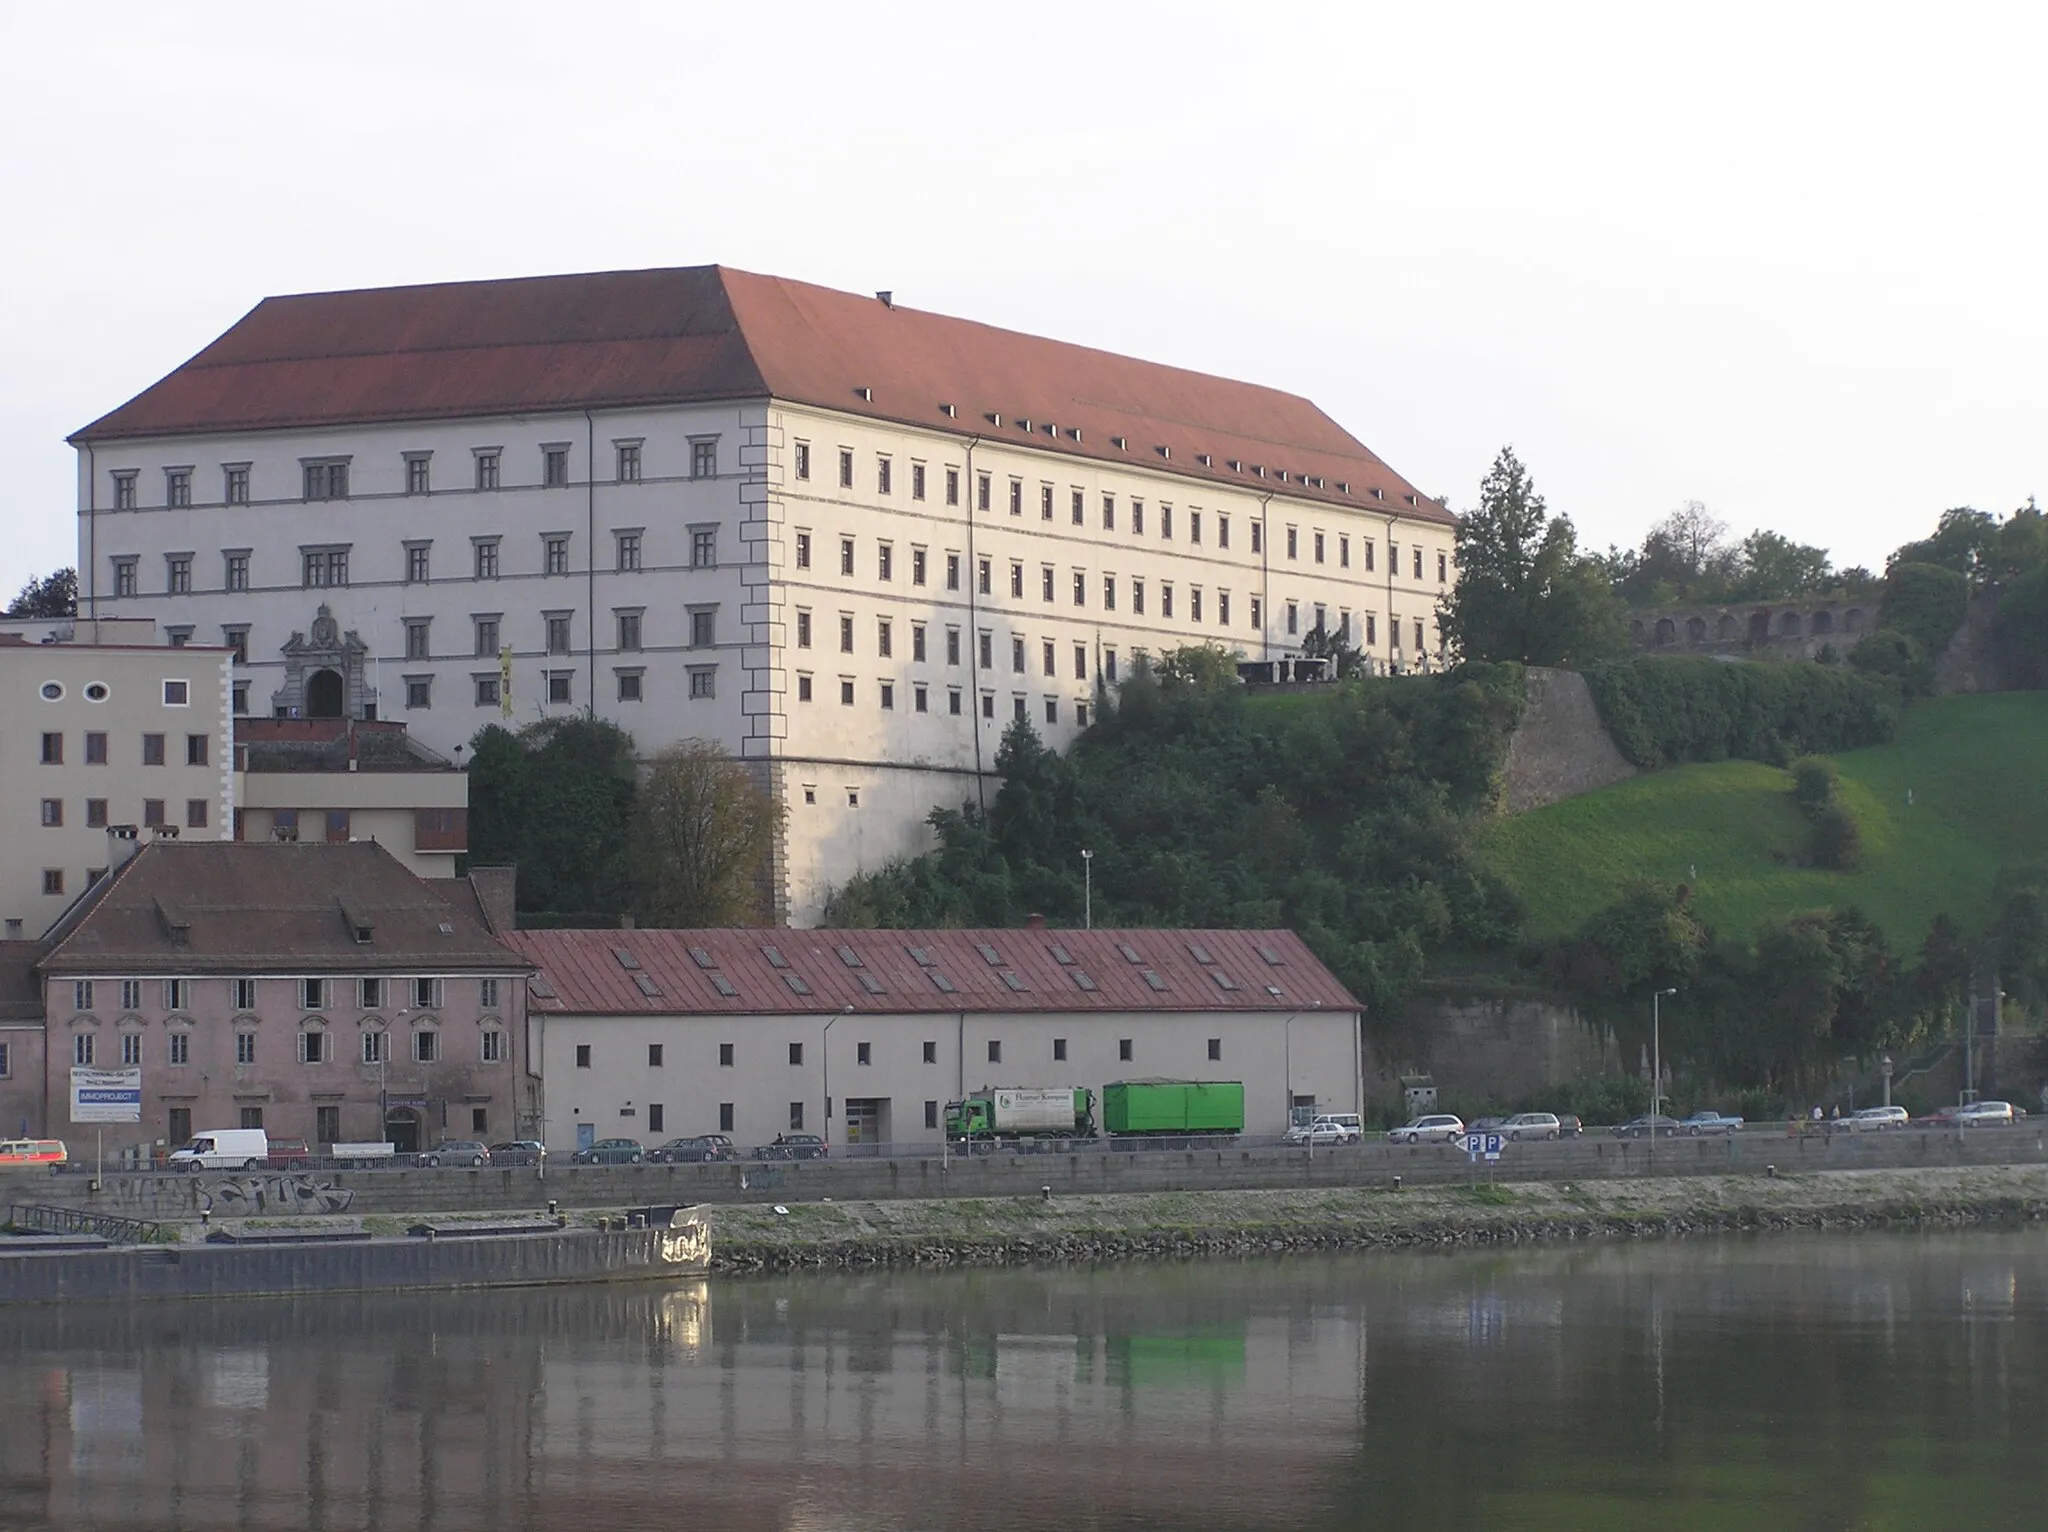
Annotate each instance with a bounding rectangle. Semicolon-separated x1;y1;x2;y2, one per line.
72;265;1450;522
506;927;1358;1018
39;841;527;974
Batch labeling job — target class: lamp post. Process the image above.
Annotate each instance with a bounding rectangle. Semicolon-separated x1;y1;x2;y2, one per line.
1651;988;1676;1171
821;1005;850;1147
1080;849;1093;930
1881;1054;1893;1109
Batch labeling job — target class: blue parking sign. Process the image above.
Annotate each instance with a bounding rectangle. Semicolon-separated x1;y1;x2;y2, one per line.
1485;1134;1503;1160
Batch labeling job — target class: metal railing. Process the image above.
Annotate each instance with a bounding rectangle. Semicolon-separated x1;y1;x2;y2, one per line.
8;1203;168;1244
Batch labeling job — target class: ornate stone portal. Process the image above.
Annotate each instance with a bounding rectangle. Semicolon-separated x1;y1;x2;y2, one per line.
272;605;378;720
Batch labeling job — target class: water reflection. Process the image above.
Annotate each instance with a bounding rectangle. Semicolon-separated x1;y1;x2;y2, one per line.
0;1234;2043;1530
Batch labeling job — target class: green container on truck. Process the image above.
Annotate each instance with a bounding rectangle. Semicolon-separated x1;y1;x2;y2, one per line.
946;1087;1096;1140
1101;1080;1245;1137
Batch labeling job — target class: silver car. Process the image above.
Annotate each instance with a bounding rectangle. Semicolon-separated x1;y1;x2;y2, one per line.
1389;1114;1466;1145
1500;1112;1563;1142
1849;1107;1908;1132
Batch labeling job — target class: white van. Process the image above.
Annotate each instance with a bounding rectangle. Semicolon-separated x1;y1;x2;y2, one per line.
168;1128;269;1170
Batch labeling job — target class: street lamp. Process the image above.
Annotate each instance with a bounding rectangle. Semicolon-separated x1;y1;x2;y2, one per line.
821;1005;851;1147
1080;849;1094;929
1650;988;1676;1171
1881;1054;1893;1109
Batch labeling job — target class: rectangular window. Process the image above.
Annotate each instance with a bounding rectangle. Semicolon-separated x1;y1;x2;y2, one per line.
1011;635;1025;674
796;531;812;569
685;667;714;700
648;1043;665;1067
950;689;963;715
877;456;892;495
1074;643;1087;680
141;733;165;766
120;1032;142;1066
403;543;431;584
475;451;501;491
925;1100;939;1130
987;1039;1002;1064
360;976;383;1009
543;447;570;487
946;628;961;665
1119;1038;1133;1062
166;554;192;594
1071;488;1085;526
616;532;642;571
301;548;349;588
1218;515;1230;549
1009;479;1023;516
1072;571;1086;607
405;455;431;495
797;673;813;702
977;473;991;511
74;1033;94;1066
224;465;249;505
1287;602;1299;636
546;615;571;655
717;1041;735;1067
838;448;854;489
616;442;641;482
1218;590;1232;626
616;670;643;702
719;1102;735;1132
911;462;927;500
978;558;992;596
299;1030;327;1064
303;461;349;501
856;1041;872;1066
236;1031;256;1065
544;535;569;576
1161;584;1174;619
1416;618;1427;652
86;798;107;828
878;543;893;582
479;977;500;1010
790;1102;805;1131
550;671;575;704
914;683;928;712
1287;526;1299;560
1251;595;1263;630
691;527;717;568
1364;539;1376;572
186;799;208;829
1042;639;1055;677
1040;484;1053;520
647;1103;664;1134
1044;698;1058;725
1439;551;1449;583
232;977;256;1010
1208;1038;1222;1061
224;552;249;592
840;538;856;576
796;610;812;649
1103;574;1116;611
878;618;893;658
1189;510;1202;545
1161;505;1174;540
169;1032;190;1066
1415;546;1425;579
911;547;928;586
1010;562;1024;599
839;614;855;653
617;611;642;651
316;1104;341;1143
186;733;208;767
946;466;960;505
40;798;61;828
1131;499;1145;535
1339;534;1351;569
794;442;811;480
1315;531;1326;565
143;799;165;828
946;553;961;591
978;631;993;670
75;981;95;1016
575;1043;591;1068
409;1029;437;1064
1191;588;1203;623
113;559;137;597
690;609;716;648
474;617;500;657
1105;648;1119;682
911;623;927;662
1053;1037;1068;1062
839;679;854;706
789;1041;804;1066
302;977;326;1010
474;540;500;580
1131;577;1145;616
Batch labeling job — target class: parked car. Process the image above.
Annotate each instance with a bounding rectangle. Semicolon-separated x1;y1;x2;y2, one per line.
1318;1113;1366;1141
1499;1112;1563;1142
1468;1116;1507;1134
168;1128;269;1170
488;1140;547;1165
572;1138;645;1165
1557;1115;1585;1138
1389;1115;1466;1145
751;1133;828;1160
1285;1118;1353;1147
1949;1101;2017;1127
1678;1112;1744;1136
1609;1115;1682;1139
648;1134;739;1163
0;1139;67;1167
265;1137;312;1169
1849;1107;1909;1132
420;1140;490;1168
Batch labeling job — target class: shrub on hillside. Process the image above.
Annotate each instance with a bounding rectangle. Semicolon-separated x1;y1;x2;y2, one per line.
1789;756;1839;814
1848;629;1930;695
1810;805;1862;870
1579;655;1898;768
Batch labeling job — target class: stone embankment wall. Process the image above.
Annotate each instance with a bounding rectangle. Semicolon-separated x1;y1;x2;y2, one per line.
10;1126;2045;1220
1365;995;1623;1108
705;1165;2048;1272
1498;666;1637;813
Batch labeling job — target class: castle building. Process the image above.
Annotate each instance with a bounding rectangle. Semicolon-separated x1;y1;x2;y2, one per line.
71;266;1457;920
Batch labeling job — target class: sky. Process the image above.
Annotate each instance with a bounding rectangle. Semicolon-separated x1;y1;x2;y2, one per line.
3;0;2042;600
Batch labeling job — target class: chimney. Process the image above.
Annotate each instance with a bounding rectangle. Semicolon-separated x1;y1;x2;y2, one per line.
467;865;518;933
1025;913;1046;930
106;824;144;872
876;290;893;308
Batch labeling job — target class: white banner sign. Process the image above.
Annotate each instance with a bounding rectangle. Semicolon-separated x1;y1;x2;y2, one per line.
71;1067;142;1124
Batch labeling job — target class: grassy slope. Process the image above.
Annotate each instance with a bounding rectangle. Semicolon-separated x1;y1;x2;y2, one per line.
1480;690;2048;943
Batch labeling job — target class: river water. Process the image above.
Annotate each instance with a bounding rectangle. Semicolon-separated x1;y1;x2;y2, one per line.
3;1233;2044;1530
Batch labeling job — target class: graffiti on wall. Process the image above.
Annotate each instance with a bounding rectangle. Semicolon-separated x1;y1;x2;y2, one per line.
201;1174;356;1215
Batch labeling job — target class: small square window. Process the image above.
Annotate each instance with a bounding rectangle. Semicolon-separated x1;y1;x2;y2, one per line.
1208;1038;1222;1061
576;1044;592;1068
720;1042;735;1067
789;1041;804;1066
617;671;643;702
1053;1038;1067;1062
1119;1038;1133;1062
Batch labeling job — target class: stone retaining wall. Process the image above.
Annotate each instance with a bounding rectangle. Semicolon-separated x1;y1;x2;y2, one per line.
10;1126;2045;1220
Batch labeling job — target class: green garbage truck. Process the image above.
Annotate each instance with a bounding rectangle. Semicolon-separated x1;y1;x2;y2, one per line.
946;1087;1097;1141
1102;1080;1245;1137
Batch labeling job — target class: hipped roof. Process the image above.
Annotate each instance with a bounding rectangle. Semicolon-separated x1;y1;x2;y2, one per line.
73;265;1450;522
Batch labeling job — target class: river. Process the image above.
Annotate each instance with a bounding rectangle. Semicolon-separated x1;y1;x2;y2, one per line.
2;1232;2043;1530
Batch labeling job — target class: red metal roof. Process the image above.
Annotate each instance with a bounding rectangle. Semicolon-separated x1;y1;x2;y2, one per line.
506;927;1358;1018
72;265;1450;522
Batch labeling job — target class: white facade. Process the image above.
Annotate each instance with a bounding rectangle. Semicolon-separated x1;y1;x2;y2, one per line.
75;288;1458;924
528;1004;1362;1153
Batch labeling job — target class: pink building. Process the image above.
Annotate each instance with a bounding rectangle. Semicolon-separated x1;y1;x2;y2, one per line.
24;839;530;1157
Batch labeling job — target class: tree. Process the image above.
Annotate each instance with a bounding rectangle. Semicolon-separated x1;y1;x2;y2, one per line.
1726;530;1833;600
1890;507;1999;581
1437;447;1624;666
630;741;785;926
466;716;639;919
6;566;76;618
1877;561;1969;657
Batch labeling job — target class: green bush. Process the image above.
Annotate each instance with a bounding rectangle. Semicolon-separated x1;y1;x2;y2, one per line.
1878;561;1969;656
1579;656;1898;768
1789;756;1839;813
1810;805;1862;870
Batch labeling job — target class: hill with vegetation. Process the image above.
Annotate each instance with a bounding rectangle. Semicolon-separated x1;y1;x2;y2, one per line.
1479;690;2048;945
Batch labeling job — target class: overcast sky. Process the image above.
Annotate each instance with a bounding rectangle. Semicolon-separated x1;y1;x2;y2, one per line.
3;1;2041;599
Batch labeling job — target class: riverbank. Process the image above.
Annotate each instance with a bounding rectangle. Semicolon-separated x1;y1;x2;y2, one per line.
704;1164;2048;1271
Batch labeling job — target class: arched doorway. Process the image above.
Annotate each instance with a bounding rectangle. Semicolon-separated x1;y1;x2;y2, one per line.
305;668;344;718
384;1107;421;1154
